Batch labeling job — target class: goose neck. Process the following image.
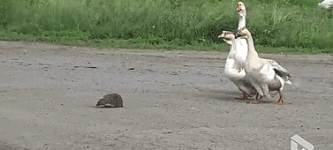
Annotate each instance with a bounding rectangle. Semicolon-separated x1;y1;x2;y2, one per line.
238;15;246;30
245;33;259;59
227;41;237;58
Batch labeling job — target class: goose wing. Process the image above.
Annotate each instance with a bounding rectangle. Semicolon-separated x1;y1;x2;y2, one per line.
268;59;292;84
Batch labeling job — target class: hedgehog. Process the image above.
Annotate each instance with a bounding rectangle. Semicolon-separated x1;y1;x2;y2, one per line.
96;93;123;108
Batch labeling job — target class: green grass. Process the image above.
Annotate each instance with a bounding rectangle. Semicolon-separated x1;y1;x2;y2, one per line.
0;0;332;53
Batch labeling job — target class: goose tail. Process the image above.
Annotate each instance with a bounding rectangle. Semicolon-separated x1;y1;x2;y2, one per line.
285;76;292;85
285;80;292;85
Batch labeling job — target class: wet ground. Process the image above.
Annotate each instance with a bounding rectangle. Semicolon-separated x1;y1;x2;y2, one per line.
0;41;332;149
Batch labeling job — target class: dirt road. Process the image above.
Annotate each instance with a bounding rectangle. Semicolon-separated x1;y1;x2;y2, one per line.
0;41;332;149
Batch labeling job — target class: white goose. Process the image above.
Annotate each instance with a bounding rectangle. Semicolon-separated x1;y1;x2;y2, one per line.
318;0;333;9
218;31;257;99
236;27;292;104
218;1;256;99
234;1;248;67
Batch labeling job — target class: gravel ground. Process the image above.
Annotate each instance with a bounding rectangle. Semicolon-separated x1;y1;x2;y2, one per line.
0;41;332;150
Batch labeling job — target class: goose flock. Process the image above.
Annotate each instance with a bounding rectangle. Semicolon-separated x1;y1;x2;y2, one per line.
218;1;292;104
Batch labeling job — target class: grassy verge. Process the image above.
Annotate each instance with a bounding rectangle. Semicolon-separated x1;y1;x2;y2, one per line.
0;29;332;54
0;0;332;54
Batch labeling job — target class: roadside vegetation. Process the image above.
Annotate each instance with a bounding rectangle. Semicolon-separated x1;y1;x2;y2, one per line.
0;0;332;53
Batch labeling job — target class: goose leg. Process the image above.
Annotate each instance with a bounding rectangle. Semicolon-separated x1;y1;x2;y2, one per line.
262;84;272;100
277;91;284;105
240;92;249;100
251;93;260;104
249;79;262;104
